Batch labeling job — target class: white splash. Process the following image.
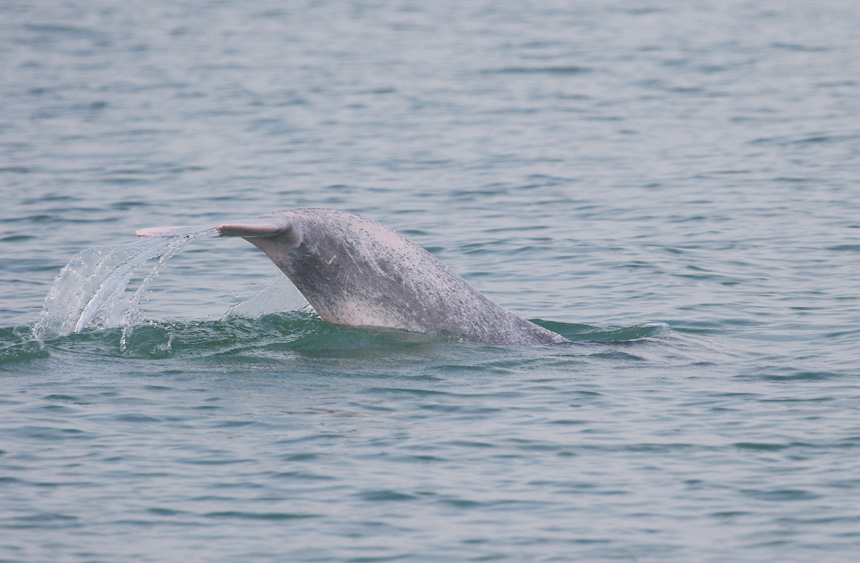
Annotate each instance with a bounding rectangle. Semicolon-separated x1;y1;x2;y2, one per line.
222;269;309;320
35;235;201;339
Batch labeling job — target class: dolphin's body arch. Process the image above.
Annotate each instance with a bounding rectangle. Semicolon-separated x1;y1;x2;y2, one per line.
138;209;566;345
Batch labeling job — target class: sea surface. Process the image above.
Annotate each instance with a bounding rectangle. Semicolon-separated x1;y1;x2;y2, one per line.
2;0;860;561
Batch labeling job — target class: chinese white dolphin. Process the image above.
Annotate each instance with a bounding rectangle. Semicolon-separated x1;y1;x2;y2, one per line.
137;209;567;345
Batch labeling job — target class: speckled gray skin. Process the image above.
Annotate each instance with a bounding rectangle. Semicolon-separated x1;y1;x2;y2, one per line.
141;209;567;345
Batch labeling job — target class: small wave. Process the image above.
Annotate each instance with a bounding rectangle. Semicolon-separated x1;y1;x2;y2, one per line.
534;320;670;342
0;325;47;365
484;66;592;76
15;312;441;362
4;315;672;364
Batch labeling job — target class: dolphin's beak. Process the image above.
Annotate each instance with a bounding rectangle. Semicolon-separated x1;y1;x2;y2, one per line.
136;216;291;239
217;217;292;238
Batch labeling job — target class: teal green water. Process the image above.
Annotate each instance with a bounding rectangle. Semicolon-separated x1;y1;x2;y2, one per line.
3;0;860;561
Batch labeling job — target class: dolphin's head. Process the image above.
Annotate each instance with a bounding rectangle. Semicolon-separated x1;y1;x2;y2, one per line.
217;212;303;273
137;211;302;269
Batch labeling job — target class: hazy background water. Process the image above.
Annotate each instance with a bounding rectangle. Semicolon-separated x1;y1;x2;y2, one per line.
2;0;860;561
